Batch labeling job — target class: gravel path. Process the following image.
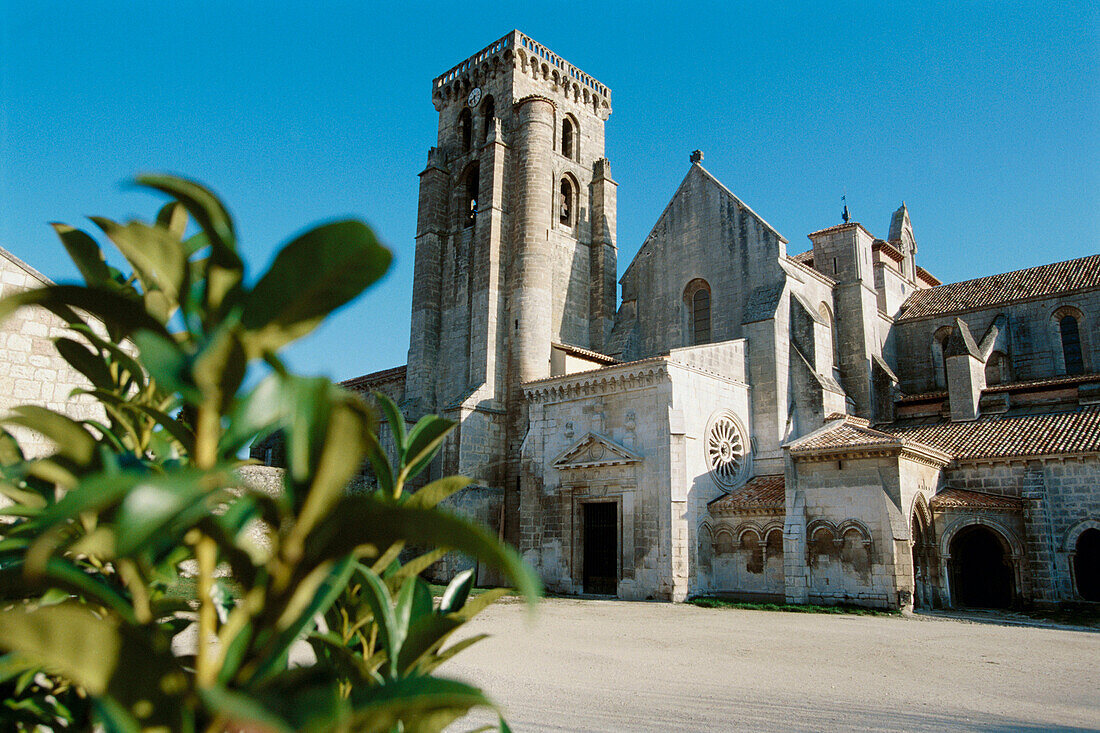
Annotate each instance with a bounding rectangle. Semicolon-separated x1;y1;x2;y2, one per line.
446;597;1100;732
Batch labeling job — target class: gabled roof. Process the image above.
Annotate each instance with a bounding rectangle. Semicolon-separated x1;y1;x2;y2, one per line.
786;414;951;465
787;415;901;453
623;162;788;283
897;254;1100;322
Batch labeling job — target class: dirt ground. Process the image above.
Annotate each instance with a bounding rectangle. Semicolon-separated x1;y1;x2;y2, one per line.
446;597;1100;732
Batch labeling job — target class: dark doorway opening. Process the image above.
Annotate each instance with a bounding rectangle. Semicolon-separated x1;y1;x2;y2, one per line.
583;502;618;595
1075;528;1100;601
950;525;1013;608
911;512;932;609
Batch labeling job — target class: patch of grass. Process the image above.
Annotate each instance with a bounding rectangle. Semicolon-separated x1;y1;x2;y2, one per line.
687;596;899;616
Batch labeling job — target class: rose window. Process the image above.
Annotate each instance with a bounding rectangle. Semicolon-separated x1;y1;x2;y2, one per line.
706;411;746;488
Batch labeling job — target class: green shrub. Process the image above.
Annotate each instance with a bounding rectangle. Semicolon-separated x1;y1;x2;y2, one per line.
0;176;538;731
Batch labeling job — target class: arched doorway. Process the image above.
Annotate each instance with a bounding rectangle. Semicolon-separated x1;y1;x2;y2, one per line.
1074;528;1100;601
911;511;931;608
949;525;1014;608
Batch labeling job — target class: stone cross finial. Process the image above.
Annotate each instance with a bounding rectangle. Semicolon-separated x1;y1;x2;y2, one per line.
690;150;703;164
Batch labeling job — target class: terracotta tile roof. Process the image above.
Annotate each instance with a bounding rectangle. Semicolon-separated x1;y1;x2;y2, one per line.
873;239;904;263
897;254;1100;321
982;372;1100;394
709;475;785;513
807;222;874;240
787;416;900;452
786;415;953;464
916;265;941;287
930;488;1024;511
886;406;1100;460
339;365;407;392
790;250;814;265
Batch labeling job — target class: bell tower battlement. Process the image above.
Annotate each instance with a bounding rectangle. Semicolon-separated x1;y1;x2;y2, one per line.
432;31;612;119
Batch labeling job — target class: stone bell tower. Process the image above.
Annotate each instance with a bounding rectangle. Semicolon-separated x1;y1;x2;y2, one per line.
404;31;616;543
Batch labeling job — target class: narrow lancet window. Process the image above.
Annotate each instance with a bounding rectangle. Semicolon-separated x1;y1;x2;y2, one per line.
562;117;575;159
684;279;712;346
1061;315;1084;374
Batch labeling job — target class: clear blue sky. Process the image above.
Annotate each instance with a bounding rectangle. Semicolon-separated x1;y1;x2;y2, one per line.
2;2;1097;381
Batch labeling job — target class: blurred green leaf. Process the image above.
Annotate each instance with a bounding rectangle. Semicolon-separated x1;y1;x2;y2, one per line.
344;675;497;733
135;174;237;256
2;405;97;466
54;337;114;391
50;223;114;288
403;414;455;483
406;476;473;510
192;325;247;413
304;496;541;607
251;555;356;684
90;217;187;310
374;392;407;455
241;220;391;355
0;284;172;342
155;201;189;239
200;687;295;733
289;393;373;549
440;568;476;615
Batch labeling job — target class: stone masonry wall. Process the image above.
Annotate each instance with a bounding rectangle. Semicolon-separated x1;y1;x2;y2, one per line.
894;289;1100;394
0;249;101;457
945;457;1100;603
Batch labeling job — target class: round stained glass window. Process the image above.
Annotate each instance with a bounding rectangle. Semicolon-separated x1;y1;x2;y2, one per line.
706;411;747;488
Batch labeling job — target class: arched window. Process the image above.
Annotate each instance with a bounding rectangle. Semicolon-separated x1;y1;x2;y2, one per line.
558;176;575;226
932;326;953;389
458;108;472;153
1061;315;1084;375
482;96;495;141
462;163;479;228
684;279;711;346
562;117;575;159
985;350;1010;385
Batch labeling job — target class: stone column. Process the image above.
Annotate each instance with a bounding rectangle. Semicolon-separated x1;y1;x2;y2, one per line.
510;95;555;384
505;95;556;547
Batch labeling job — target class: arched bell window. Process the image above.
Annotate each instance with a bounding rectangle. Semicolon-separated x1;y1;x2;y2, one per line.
462;163;479;228
562;116;576;159
684;279;712;346
559;176;574;226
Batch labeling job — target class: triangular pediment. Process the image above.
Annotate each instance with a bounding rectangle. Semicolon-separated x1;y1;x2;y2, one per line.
552;432;642;469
